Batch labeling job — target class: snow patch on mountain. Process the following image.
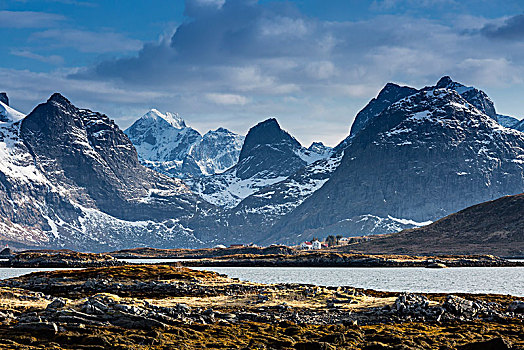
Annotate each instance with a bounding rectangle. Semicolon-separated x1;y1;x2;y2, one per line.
125;110;244;177
0;103;46;183
0;101;25;122
187;171;288;208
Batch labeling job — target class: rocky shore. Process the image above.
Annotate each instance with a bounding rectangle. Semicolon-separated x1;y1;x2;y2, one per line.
184;252;523;268
108;245;297;259
0;265;522;349
6;248;521;269
0;251;124;268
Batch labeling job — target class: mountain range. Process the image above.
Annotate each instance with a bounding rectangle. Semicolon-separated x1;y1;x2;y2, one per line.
0;75;523;253
0;94;207;250
124;109;244;178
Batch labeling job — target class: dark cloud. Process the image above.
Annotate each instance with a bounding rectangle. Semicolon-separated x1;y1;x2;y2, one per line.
481;14;524;41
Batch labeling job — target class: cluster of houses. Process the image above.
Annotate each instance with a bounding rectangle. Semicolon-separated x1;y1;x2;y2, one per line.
299;240;326;250
213;237;357;251
299;236;353;250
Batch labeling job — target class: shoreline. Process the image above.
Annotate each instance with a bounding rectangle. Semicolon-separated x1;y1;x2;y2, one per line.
3;249;523;268
0;265;522;349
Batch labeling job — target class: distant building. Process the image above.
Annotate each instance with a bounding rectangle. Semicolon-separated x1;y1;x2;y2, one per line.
311;240;322;250
229;244;244;248
300;241;313;250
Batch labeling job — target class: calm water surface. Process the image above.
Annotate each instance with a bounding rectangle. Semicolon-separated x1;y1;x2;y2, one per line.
192;266;524;297
1;261;522;297
117;258;194;264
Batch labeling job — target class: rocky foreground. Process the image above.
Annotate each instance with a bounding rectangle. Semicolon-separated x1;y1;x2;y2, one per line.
0;265;522;349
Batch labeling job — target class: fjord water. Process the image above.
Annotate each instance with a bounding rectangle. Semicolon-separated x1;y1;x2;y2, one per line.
1;263;522;297
193;266;524;297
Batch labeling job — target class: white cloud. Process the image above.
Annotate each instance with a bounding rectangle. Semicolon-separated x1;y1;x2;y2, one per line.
0;10;65;28
305;61;336;80
206;93;249;105
10;50;64;65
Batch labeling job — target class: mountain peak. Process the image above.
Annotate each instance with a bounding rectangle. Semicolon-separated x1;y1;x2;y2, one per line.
377;83;403;99
0;92;8;106
142;109;186;129
237;117;303;176
348;82;417;137
432;76;496;118
436;76;454;89
240;118;296;154
257;117;280;128
47;93;73;107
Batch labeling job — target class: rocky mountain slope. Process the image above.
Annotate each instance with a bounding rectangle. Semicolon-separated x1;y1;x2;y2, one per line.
0;94;211;251
514;119;524;132
265;77;524;244
1;75;522;251
347;193;524;256
497;114;520;128
187;118;332;208
125;109;244;178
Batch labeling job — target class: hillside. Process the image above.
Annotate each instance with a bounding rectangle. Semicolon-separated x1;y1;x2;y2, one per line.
345;193;524;256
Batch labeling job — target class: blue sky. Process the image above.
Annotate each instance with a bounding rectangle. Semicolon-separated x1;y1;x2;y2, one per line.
1;0;523;146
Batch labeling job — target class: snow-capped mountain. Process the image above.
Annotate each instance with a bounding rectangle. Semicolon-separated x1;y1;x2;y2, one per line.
190;127;245;176
497;114;520;128
0;94;211;251
125;109;244;178
513;119;524;132
1;75;523;250
187;118;332;209
265;77;524;244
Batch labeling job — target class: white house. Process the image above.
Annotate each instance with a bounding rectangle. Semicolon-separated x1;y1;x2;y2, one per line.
311;240;322;250
300;241;313;250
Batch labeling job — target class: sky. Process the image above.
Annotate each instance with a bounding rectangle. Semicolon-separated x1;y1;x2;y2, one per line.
1;0;524;146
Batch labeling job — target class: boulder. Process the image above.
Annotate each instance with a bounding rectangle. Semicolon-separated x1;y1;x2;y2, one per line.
508;300;524;313
46;298;66;310
443;295;480;318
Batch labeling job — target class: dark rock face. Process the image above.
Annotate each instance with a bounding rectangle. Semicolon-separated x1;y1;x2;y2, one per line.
496;114;519;128
0;93;8;106
187;117;328;213
0;93;209;251
0;248;12;256
434;75;497;119
20;94;198;222
349;83;418;137
268;82;524;243
514;119;524;132
236;118;305;179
